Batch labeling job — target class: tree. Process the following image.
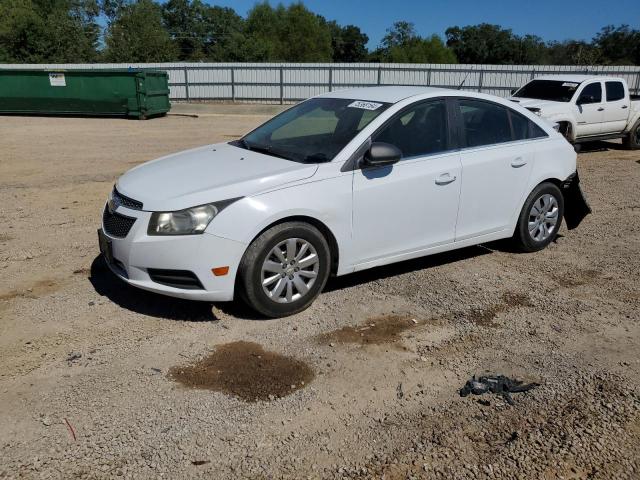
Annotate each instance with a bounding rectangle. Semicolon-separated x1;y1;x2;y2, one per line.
594;25;640;65
0;0;100;63
545;40;602;65
445;23;546;64
446;24;517;64
104;0;178;62
162;0;206;60
244;2;332;62
374;21;456;63
326;21;368;62
200;6;246;61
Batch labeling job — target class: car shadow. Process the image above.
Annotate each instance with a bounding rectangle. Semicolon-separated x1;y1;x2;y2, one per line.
89;255;216;321
325;244;493;293
89;241;521;321
578;140;625;153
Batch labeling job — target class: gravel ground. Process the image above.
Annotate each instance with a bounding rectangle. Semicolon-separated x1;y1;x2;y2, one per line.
0;108;639;480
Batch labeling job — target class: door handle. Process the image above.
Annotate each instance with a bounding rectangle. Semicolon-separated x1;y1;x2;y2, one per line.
511;157;527;168
435;173;457;185
622;105;628;109
597;107;605;111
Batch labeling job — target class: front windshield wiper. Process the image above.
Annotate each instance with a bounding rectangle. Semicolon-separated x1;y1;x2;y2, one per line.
241;141;296;162
303;153;331;163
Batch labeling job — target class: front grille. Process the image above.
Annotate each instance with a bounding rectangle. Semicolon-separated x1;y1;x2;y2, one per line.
113;187;143;210
147;269;204;290
103;207;136;238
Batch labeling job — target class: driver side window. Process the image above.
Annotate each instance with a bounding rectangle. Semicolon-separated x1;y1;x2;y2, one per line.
374;100;448;159
579;82;602;104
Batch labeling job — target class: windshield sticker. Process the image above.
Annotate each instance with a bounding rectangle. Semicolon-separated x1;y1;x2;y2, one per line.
562;82;579;88
348;100;383;110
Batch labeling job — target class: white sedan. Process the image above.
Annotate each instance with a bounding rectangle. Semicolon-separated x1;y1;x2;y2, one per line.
99;86;591;317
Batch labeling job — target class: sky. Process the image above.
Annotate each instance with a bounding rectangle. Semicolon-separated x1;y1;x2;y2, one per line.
211;0;640;48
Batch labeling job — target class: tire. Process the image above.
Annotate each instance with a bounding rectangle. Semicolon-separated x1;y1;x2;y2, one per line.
622;119;640;150
238;222;331;318
513;182;564;253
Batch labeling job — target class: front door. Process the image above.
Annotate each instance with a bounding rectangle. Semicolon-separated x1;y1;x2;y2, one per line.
574;81;605;137
351;99;461;267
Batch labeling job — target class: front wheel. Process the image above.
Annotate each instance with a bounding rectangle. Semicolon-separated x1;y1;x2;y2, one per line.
622;119;640;150
513;182;564;252
238;222;331;318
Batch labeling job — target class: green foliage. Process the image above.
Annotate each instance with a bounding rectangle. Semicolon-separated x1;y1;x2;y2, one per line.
545;40;602;65
243;2;332;62
445;23;545;64
0;0;99;63
160;0;245;61
0;1;638;65
594;25;640;65
375;21;456;63
325;21;368;62
104;0;177;62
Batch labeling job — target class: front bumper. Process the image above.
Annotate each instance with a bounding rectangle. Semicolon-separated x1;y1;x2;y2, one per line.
99;204;247;301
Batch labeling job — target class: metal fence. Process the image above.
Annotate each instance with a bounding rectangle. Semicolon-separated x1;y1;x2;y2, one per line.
2;62;639;103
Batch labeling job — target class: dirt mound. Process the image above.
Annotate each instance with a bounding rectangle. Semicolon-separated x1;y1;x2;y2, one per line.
169;341;314;402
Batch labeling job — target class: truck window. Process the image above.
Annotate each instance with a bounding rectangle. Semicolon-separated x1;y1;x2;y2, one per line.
605;82;625;102
579;83;602;104
513;80;579;102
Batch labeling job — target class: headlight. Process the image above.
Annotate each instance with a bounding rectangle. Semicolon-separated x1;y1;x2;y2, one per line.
147;198;240;236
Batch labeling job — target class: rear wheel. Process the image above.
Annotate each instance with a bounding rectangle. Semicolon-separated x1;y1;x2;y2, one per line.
238;222;331;318
622;119;640;150
513;182;564;252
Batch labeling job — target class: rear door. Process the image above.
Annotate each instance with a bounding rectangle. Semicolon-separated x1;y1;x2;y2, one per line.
351;99;462;266
574;81;605;137
602;80;630;133
454;98;543;241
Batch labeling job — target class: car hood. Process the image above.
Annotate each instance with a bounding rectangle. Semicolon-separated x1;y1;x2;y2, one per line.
116;143;318;211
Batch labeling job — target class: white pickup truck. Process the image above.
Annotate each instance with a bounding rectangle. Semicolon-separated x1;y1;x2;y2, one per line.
510;75;640;150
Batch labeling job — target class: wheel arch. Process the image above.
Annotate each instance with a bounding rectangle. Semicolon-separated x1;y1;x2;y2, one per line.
244;215;340;276
509;175;565;236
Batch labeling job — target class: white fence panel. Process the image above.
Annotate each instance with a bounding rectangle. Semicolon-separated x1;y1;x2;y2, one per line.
1;62;638;103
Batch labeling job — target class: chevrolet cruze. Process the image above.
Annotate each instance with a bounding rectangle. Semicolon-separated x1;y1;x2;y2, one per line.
98;86;590;317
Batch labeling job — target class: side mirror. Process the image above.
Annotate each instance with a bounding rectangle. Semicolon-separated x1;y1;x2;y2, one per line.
577;94;595;105
362;142;401;167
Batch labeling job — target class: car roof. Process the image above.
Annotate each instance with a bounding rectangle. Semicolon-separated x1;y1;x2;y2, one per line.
318;86;448;104
533;75;623;83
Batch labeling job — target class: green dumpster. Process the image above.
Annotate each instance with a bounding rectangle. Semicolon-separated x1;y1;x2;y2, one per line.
0;69;171;119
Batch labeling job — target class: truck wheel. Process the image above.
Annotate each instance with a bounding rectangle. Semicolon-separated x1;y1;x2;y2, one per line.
622;119;640;150
238;222;331;318
513;182;564;253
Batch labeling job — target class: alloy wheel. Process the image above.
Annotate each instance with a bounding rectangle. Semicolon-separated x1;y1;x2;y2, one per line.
528;193;559;242
261;238;319;303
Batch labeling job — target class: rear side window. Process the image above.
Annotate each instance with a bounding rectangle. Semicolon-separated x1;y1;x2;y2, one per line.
606;81;625;102
374;100;448;158
510;110;548;141
458;99;512;147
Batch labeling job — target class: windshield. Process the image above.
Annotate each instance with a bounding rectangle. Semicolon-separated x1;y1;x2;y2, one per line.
233;98;390;163
514;80;581;102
